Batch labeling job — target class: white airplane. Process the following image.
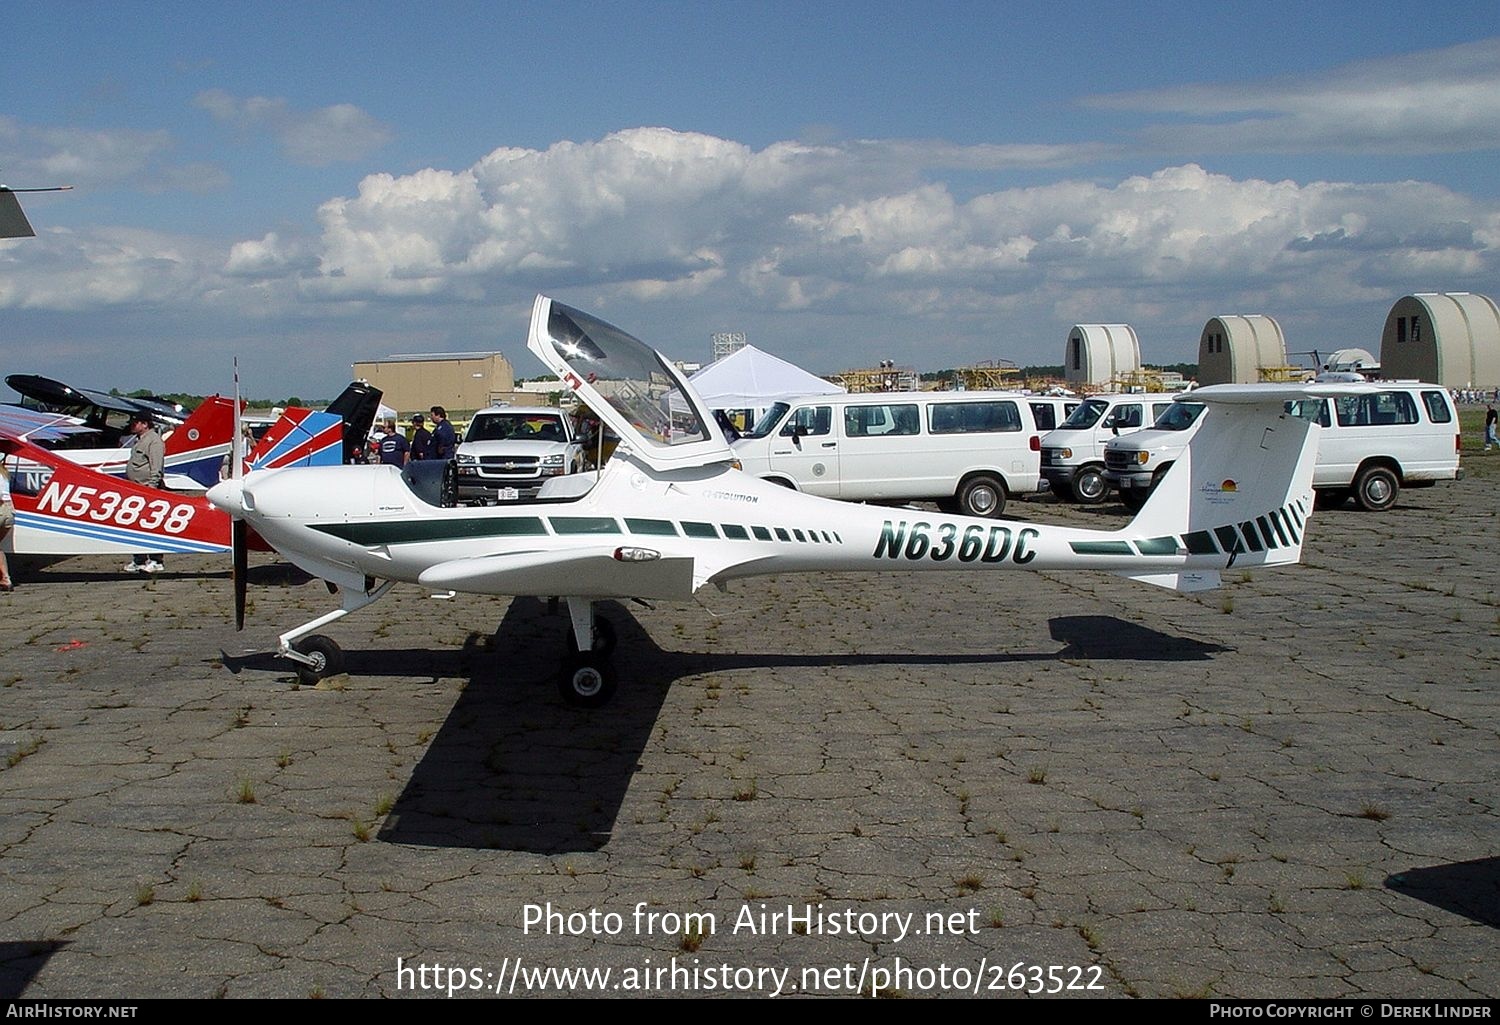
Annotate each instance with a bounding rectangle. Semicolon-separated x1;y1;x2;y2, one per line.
208;295;1343;706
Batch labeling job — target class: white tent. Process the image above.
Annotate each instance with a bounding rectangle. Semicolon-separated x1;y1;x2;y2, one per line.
669;344;844;415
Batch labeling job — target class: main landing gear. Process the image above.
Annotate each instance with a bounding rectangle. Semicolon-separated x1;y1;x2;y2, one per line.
558;597;618;708
272;585;624;707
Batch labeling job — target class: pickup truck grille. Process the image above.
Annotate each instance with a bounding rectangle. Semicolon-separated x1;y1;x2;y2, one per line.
477;455;541;477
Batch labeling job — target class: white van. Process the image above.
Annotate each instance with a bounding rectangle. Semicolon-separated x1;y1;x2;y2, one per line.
1103;383;1461;512
1040;393;1181;503
732;392;1042;517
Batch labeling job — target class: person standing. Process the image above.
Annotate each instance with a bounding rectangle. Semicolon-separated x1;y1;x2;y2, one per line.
409;413;434;460
0;462;14;591
124;411;166;573
1486;402;1497;452
378;419;410;466
429;406;456;460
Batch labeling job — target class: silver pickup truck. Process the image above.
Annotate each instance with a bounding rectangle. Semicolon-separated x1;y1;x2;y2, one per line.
453;406;582;503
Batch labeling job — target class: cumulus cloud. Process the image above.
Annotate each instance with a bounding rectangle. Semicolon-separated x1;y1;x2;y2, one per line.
195;89;393;166
0;226;220;311
1089;37;1500;154
0;117;200;191
240;130;1497;328
5;128;1498;382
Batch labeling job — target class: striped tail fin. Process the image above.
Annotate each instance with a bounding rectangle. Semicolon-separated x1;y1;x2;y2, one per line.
1121;385;1327;591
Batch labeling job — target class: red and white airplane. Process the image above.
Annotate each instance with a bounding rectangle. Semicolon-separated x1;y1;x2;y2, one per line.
1;382;383;562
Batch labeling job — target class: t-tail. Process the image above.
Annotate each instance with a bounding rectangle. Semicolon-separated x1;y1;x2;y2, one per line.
1116;384;1329;593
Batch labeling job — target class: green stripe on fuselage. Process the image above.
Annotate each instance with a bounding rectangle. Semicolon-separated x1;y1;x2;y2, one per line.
312;516;548;545
549;516;622;535
1070;541;1134;556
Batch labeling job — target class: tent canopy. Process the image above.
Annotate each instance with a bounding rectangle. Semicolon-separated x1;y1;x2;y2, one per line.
670;344;844;413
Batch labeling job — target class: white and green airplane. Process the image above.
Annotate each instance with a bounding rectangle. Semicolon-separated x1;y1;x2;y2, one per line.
208;295;1346;706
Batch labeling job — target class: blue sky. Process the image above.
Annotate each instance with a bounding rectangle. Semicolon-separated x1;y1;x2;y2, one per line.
3;0;1499;400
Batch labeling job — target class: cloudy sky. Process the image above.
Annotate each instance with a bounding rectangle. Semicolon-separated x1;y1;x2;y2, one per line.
3;0;1499;400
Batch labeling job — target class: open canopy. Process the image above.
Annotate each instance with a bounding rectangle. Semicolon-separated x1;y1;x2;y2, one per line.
525;296;733;473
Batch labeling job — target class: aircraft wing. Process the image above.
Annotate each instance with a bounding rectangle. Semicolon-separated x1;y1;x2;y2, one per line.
417;545;697;600
0;406;94;443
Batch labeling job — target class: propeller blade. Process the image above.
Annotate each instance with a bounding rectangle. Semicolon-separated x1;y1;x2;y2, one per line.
233;519;248;631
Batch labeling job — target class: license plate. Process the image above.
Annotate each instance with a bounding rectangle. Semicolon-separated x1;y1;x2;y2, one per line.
499;487;519;501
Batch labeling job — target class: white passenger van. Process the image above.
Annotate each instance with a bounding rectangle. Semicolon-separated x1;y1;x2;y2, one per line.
1040;393;1182;503
732;392;1042;517
1103;382;1461;512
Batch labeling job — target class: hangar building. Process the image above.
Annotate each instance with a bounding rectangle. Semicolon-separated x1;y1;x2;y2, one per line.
1063;324;1141;387
351;352;519;416
1379;292;1500;388
1197;315;1287;385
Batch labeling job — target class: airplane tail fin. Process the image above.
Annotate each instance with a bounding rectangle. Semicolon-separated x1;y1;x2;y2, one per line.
1121;385;1323;590
248;408;343;470
323;381;383;465
162;396;239;489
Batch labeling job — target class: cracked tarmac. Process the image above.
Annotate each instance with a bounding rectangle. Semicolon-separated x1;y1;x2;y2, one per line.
0;481;1496;998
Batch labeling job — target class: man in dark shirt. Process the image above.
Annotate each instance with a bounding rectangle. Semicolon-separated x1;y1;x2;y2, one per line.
409;413;434;460
430;406;457;460
378;420;409;465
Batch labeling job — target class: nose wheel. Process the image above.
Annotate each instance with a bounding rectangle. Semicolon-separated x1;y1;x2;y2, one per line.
290;634;345;685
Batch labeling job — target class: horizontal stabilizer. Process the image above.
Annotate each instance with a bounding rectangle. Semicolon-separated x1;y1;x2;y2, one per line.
1117;570;1222;592
418;545;696;599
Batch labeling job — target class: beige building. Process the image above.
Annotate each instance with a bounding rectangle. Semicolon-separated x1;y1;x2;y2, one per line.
1063;324;1141;387
351;352;519;415
1197;315;1287;384
1380;292;1500;387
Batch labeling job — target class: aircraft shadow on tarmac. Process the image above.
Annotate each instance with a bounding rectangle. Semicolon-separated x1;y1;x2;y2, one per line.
0;940;68;999
349;605;1226;855
1386;857;1500;929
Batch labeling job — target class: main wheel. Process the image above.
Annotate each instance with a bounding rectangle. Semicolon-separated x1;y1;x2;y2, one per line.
1071;465;1107;504
956;474;1007;518
566;616;617;657
1353;466;1399;512
291;634;344;685
557;655;617;708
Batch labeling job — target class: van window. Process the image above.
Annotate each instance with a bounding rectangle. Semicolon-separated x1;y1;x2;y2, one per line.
1103;403;1143;429
779;405;833;437
930;401;1022;435
1421;391;1452;424
1285;399;1331;427
1334;392;1418;427
1061;399;1108;429
845;403;920;437
1155;401;1206;431
1029;402;1058;431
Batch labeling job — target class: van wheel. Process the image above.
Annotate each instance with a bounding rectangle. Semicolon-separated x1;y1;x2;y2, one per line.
957;475;1007;518
1071;466;1107;504
1353;466;1399;512
1119;489;1148;513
